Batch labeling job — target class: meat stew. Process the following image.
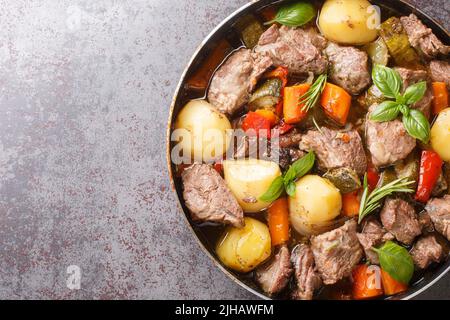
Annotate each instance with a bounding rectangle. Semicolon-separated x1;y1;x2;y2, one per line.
169;0;450;300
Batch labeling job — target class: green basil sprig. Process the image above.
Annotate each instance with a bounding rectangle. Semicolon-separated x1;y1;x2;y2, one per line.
265;2;316;27
370;65;430;144
260;151;315;202
373;241;414;284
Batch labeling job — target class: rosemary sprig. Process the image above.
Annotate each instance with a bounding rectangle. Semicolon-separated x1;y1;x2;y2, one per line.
312;116;323;134
299;74;327;112
358;174;415;223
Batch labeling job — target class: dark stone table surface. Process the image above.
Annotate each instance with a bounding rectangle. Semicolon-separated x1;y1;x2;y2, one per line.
0;0;448;299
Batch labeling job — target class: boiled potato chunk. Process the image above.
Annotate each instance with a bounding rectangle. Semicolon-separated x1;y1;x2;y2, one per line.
216;217;271;273
319;0;380;45
431;108;450;161
174;100;231;162
289;175;342;235
223;159;282;213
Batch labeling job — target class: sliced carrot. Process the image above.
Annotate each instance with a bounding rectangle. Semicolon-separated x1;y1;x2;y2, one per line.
342;191;361;217
268;197;290;246
186;39;231;91
255;109;278;127
352;265;384;300
320;83;352;126
283;84;310;124
381;269;408;296
432;82;449;115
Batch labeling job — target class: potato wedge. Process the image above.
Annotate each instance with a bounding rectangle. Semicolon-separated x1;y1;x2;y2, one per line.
174;100;231;162
431;108;450;161
223;159;282;213
319;0;379;45
216;217;271;273
289;175;342;235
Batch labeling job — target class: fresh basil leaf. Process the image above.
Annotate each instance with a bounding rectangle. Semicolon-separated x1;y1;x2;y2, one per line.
395;93;406;105
370;101;401;122
284;151;315;185
373;241;414;284
403;81;427;105
285;181;296;197
399;104;410;117
372;65;402;99
266;2;316;27
402;109;430;144
259;176;284;202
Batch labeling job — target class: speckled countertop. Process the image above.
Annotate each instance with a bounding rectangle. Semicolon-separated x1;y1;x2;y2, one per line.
0;0;448;300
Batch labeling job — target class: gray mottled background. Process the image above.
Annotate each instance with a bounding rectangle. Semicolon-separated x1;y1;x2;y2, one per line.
0;0;448;300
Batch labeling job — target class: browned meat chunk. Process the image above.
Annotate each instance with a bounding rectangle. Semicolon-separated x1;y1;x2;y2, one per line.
291;244;322;300
365;104;416;168
255;245;293;296
182;164;244;227
232;135;271;160
311;220;363;285
395;67;433;118
278;148;305;170
380;198;422;245
255;25;328;75
356;218;394;264
299;127;367;175
208;49;272;116
425;195;450;241
432;172;448;197
325;42;371;95
430;60;450;88
418;211;435;234
411;234;445;269
400;14;450;59
279;128;302;149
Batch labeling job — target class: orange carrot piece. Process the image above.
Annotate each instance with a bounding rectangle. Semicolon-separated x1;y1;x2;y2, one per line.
342;191;361;217
320;83;352;126
268;197;290;246
283;84;310;124
432;82;449;115
381;269;408;296
352;265;384;300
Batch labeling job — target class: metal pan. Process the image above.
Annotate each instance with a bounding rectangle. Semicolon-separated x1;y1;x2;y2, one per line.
166;0;450;300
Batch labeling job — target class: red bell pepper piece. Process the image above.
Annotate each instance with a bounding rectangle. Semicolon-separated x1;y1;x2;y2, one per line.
213;161;223;175
367;165;380;192
415;150;443;203
263;66;288;87
271;120;294;138
242;111;271;138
